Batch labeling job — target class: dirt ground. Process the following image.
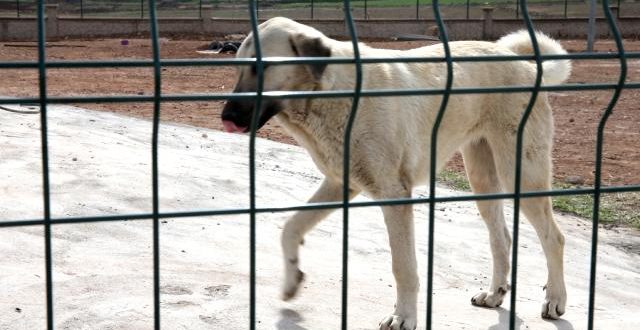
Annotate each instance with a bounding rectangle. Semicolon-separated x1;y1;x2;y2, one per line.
0;36;638;187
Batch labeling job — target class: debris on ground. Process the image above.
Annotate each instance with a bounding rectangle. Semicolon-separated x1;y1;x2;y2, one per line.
197;40;242;54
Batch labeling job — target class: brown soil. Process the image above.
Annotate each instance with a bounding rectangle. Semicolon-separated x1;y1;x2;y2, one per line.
1;37;638;187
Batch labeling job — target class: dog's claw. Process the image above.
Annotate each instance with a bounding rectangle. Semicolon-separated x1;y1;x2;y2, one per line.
471;290;506;308
541;299;565;319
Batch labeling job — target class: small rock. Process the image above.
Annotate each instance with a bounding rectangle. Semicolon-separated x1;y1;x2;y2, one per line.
15;307;21;313
72;157;77;161
564;175;585;185
202;133;208;138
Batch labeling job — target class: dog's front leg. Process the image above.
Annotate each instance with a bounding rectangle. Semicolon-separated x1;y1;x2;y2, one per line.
281;178;359;300
379;203;418;330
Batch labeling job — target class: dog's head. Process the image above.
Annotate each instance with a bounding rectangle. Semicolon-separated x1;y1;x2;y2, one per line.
221;17;331;133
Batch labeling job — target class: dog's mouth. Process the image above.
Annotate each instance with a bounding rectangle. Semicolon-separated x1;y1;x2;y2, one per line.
222;120;248;133
221;101;282;134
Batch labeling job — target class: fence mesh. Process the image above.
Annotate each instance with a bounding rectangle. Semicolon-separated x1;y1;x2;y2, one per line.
1;0;639;329
0;0;638;19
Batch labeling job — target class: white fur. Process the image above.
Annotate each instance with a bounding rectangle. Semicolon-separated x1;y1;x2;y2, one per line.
227;17;570;330
496;29;572;85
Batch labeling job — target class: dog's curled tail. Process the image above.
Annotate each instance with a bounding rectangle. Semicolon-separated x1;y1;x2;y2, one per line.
496;30;571;85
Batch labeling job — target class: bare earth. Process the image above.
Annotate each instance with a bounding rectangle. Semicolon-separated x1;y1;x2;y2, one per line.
0;37;638;187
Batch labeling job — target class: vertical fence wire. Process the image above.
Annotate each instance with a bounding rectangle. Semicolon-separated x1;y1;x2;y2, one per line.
426;1;453;329
147;0;163;329
36;0;54;328
247;1;263;329
340;1;363;328
509;0;544;328
588;1;627;329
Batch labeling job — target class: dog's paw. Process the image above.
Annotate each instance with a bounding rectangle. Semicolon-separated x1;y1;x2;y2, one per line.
541;283;566;319
471;287;508;308
541;299;565;319
379;314;417;330
281;269;305;301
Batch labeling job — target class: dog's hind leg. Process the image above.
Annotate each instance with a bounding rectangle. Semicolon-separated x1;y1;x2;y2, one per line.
488;130;567;319
377;185;418;330
281;178;360;300
462;139;512;308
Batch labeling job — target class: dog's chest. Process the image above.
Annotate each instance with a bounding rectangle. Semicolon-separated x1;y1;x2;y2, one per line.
276;116;345;181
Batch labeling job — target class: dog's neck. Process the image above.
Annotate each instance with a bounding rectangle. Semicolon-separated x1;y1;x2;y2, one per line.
275;93;353;181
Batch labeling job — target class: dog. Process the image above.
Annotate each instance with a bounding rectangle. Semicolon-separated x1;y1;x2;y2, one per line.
221;17;570;330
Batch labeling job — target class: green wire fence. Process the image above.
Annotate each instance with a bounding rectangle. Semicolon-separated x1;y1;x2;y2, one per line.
0;0;639;329
0;0;633;19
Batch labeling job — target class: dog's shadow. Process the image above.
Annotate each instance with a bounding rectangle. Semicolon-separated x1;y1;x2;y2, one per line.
488;308;575;330
275;306;575;330
276;308;308;330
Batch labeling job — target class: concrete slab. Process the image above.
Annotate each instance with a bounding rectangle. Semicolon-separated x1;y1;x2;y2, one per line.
1;105;639;329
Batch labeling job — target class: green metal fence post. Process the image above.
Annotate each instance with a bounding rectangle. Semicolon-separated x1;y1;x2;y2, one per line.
340;1;364;328
247;2;264;329
588;2;627;329
617;0;621;18
16;0;20;17
509;0;545;328
147;0;163;328
426;1;454;328
36;0;54;328
466;0;470;19
364;0;368;20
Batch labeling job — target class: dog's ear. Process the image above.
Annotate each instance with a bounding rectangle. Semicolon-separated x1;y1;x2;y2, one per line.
289;33;331;80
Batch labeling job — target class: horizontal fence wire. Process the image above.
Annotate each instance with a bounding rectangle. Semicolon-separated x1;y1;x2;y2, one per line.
4;52;640;69
2;184;640;228
0;0;633;329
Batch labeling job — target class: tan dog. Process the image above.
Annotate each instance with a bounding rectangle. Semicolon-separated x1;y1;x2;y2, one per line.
221;17;570;330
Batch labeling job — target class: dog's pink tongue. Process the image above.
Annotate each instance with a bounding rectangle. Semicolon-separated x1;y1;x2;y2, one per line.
222;120;247;133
